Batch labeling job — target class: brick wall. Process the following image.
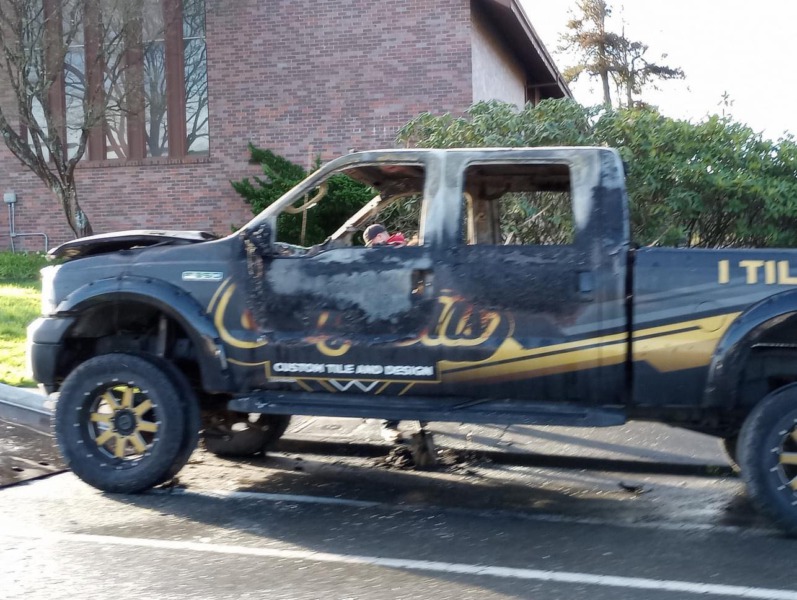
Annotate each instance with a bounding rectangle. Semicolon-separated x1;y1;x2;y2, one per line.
213;0;472;160
0;0;473;250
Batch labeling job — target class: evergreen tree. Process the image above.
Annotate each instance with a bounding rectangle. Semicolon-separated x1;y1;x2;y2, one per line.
559;0;684;108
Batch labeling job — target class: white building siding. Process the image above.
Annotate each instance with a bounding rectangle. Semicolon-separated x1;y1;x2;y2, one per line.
471;14;526;107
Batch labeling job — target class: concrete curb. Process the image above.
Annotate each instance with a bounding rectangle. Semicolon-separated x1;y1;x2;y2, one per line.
0;383;50;415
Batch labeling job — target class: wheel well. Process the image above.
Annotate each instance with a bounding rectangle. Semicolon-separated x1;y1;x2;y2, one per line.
739;348;797;407
732;317;797;432
56;300;200;389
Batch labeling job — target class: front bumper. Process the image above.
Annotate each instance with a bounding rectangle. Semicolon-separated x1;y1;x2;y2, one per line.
26;316;76;387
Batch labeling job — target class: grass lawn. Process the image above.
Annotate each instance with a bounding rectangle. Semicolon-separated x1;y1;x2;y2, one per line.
0;280;41;387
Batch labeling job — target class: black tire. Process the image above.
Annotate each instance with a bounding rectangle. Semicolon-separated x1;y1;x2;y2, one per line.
204;412;290;457
54;353;188;493
148;357;201;486
738;383;797;535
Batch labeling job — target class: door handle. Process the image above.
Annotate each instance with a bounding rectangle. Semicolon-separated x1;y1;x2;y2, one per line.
412;269;433;296
578;271;594;301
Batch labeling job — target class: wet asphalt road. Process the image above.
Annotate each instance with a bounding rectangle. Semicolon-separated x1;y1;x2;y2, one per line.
0;419;63;487
1;415;797;600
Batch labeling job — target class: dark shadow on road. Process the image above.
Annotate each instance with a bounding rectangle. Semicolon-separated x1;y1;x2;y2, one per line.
441;423;723;466
276;438;736;478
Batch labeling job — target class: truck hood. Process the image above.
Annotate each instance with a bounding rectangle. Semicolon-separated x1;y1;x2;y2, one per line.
49;230;218;261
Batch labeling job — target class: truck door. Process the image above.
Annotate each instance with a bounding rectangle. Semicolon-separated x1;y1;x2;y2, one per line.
430;150;630;405
245;159;445;395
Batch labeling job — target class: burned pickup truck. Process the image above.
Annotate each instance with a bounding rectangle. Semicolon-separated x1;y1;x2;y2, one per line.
26;147;797;533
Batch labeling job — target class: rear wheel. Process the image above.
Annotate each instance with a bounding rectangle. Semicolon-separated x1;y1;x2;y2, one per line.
204;411;290;457
54;353;191;493
738;383;797;535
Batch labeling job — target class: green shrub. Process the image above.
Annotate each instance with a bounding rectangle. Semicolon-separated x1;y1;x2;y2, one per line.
399;99;797;248
0;252;49;281
0;281;40;386
231;145;375;246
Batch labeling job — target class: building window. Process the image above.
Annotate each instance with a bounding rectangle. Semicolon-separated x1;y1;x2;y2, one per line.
57;0;208;161
183;0;208;154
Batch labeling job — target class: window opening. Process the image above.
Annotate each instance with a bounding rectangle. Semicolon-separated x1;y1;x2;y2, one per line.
463;163;574;246
271;163;426;253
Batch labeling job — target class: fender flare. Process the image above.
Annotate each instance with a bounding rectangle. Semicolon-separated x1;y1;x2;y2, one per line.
704;289;797;408
55;275;231;392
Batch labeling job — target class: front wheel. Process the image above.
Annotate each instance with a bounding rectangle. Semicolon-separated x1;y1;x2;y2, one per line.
54;353;190;493
738;383;797;535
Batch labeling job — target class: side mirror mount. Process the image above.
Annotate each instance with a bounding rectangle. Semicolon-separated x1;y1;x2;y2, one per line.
244;222;273;257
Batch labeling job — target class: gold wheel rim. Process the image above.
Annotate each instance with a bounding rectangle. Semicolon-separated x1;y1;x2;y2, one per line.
89;385;159;460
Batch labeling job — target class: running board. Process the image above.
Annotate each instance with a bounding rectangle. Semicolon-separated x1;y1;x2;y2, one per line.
227;392;626;427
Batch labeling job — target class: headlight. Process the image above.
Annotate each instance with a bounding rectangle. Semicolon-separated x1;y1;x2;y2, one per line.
40;264;59;316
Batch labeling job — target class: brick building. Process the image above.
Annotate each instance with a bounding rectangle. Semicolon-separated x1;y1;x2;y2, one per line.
0;0;569;250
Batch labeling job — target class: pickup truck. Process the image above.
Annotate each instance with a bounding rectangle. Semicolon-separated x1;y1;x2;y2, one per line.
27;147;797;534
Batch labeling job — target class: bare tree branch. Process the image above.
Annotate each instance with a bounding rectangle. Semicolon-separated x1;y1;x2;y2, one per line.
0;0;209;238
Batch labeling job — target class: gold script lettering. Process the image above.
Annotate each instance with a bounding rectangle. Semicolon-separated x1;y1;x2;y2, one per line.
400;295;504;348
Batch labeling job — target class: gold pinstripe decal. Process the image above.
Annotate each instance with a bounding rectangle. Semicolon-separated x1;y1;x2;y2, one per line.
206;278;230;314
295;379;314;392
398;383;415;396
228;358;268;367
214;284;268;349
318;380;337;393
439;312;740;384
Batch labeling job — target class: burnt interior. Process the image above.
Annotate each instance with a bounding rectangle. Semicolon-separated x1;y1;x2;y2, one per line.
345;164;426;198
463;162;573;246
464;162;571;199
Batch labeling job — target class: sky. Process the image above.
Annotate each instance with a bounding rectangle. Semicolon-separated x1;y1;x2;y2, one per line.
519;0;797;140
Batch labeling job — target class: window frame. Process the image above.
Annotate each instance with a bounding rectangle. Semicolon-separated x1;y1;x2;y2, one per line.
38;0;205;163
458;158;579;248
